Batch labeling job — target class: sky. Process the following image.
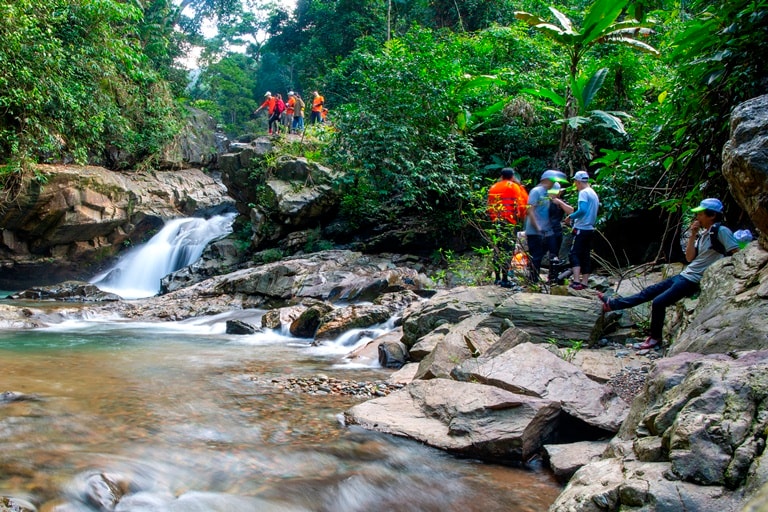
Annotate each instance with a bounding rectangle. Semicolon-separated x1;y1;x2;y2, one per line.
178;0;297;69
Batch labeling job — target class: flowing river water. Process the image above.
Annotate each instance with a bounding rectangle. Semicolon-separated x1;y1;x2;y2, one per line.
0;305;562;511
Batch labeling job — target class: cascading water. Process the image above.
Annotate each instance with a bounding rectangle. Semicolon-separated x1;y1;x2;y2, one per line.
91;213;237;299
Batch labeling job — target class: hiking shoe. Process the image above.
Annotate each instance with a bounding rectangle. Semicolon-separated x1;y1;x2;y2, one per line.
569;282;586;290
633;337;660;350
597;292;612;312
499;281;513;289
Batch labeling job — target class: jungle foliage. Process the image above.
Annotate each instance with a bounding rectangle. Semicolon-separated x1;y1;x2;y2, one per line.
0;0;183;194
1;0;766;241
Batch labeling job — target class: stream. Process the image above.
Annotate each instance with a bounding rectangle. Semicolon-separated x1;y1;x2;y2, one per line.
0;309;562;511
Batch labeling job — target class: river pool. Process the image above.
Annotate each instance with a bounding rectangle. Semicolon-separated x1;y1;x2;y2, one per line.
0;308;561;511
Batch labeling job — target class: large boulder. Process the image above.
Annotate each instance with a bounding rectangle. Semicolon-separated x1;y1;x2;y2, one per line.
722;94;768;251
9;280;120;302
345;378;561;461
400;286;510;347
453;342;629;433
158;107;229;169
481;293;604;345
669;241;768;355
220;153;341;251
552;350;768;510
210;251;428;305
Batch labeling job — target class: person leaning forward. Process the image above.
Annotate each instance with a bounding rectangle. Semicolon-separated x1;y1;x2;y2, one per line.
487;167;528;288
599;198;739;353
524;169;568;283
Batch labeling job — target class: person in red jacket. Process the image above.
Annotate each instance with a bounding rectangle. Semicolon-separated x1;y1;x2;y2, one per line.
254;92;277;134
310;91;324;125
284;92;296;133
487;167;528;287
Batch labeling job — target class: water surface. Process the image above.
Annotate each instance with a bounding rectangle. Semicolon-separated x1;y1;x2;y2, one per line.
0;314;561;511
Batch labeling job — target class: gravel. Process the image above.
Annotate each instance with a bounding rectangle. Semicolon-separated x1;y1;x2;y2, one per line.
254;374;405;398
606;366;650;404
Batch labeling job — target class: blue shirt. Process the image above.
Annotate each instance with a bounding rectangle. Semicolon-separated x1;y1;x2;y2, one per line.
525;185;551;236
570;187;599;231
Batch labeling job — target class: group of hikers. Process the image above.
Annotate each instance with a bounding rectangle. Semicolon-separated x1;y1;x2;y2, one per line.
253;90;327;135
487;167;740;352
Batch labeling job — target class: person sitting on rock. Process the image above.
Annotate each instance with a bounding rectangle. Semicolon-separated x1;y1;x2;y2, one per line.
599;198;739;352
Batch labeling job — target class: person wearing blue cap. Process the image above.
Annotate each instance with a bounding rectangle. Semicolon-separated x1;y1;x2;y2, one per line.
599;197;740;352
524;170;568;283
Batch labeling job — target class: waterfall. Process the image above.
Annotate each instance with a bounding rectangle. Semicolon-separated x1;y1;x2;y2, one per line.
91;213;236;299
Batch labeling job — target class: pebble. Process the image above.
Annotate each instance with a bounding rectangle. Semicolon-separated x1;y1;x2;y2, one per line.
254;375;405;398
607;366;650;404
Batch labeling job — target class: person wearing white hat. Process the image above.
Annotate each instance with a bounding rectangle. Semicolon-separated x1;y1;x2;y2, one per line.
551;170;599;290
599;197;739;352
253;92;277;134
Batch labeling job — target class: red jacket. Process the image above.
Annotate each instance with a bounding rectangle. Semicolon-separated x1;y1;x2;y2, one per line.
488;180;528;225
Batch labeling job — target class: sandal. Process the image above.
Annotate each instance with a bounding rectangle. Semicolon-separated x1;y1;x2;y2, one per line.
633;337;660;350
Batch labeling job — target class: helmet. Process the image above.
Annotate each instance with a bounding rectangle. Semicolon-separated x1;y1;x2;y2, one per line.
541;169;567;183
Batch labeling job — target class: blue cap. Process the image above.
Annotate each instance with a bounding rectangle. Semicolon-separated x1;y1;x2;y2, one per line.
691;198;723;213
541;170;568;183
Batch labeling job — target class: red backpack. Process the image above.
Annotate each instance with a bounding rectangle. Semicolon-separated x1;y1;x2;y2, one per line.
276;99;286;114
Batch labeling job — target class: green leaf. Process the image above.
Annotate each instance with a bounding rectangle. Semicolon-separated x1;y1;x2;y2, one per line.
581;0;629;44
590;110;627;134
580;67;608;110
520;87;566;107
473;99;509;118
548;7;576;35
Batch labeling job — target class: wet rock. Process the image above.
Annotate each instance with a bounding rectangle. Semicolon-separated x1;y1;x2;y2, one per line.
345;378;561;461
261;304;306;330
84;472;129;511
345;328;403;366
378;340;409;369
0;496;36;512
313;304;392;342
0;391;39;404
225;319;261;335
290;302;334;338
544;440;609;481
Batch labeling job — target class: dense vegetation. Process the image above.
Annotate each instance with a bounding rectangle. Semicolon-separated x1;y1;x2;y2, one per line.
1;0;766;253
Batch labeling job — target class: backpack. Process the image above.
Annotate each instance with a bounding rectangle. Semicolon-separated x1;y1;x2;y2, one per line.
276;99;286;114
709;223;726;255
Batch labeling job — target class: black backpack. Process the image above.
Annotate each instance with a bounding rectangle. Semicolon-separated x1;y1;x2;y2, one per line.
709;223;727;255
